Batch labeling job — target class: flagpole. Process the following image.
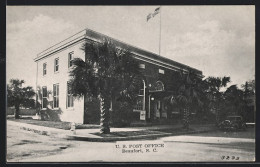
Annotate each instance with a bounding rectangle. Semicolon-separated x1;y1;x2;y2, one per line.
159;6;162;56
146;6;162;56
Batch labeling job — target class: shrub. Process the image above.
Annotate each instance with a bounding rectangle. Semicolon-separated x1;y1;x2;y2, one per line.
7;107;36;115
83;98;135;126
39;107;62;121
84;98;100;124
110;101;134;127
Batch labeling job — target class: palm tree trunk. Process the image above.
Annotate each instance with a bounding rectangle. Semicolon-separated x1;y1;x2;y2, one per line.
14;104;20;119
215;105;220;125
183;107;190;130
99;94;110;134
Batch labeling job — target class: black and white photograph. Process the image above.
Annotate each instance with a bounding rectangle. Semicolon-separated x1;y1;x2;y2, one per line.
6;5;255;162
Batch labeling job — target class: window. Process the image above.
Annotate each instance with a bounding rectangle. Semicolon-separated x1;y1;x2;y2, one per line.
135;97;144;111
67;82;74;108
139;64;145;69
43;63;47;76
156;101;161;110
68;52;74;68
134;81;145;111
54;58;59;72
155;81;164;91
53;84;59;108
42;86;47;109
159;69;164;74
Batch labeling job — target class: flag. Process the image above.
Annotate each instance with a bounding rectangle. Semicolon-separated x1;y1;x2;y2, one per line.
147;7;160;22
153;7;160;16
147;13;152;21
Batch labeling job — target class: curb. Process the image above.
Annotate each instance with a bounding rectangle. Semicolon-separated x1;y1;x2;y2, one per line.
7;120;70;138
20;126;50;136
66;132;172;142
66;129;217;142
19;126;69;138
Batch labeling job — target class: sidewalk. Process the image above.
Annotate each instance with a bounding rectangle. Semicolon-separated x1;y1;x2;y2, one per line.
7;120;217;142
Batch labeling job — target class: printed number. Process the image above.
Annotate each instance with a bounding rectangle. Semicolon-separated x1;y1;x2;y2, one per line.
221;155;240;160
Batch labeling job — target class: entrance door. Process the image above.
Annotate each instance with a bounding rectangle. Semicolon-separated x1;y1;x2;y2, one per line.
154;100;161;119
153;100;168;119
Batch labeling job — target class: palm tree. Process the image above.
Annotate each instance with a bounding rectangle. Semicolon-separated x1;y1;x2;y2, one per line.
69;39;143;134
224;85;245;116
167;71;203;129
241;80;255;121
7;79;35;119
205;76;230;124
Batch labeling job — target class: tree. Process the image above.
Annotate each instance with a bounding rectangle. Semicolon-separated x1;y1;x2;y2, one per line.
69;39;143;134
7;79;35;119
241;80;255;98
166;71;203;129
204;76;230;124
224;85;245;116
241;80;255;122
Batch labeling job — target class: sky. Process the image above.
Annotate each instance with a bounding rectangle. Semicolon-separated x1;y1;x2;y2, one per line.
6;6;255;90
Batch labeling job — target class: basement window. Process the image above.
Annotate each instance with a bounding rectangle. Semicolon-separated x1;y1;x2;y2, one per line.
139;64;145;69
159;69;165;74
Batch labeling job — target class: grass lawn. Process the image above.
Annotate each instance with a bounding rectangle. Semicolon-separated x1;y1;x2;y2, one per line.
91;127;208;138
152;127;197;133
91;130;168;138
7;118;100;130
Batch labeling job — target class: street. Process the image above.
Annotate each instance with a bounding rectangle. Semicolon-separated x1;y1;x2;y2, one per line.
7;123;255;162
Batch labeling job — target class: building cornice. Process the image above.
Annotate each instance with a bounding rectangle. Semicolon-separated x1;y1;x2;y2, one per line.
34;28;203;78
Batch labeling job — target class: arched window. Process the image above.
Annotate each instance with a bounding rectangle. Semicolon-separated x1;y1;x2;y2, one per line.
154;81;164;91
